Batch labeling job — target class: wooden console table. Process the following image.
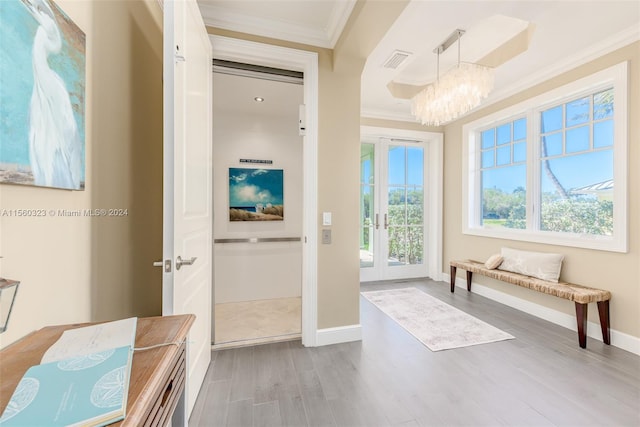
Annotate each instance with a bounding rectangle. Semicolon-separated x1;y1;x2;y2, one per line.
0;314;195;426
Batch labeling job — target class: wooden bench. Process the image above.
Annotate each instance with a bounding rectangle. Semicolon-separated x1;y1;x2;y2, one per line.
450;259;611;349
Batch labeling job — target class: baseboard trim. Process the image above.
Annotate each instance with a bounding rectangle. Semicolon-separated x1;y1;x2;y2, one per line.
316;324;362;346
442;273;640;356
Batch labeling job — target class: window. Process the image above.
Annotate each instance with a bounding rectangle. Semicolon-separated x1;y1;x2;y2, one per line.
463;62;628;252
480;118;527;230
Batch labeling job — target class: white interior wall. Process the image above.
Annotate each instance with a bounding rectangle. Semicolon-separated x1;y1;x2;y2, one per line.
213;72;303;304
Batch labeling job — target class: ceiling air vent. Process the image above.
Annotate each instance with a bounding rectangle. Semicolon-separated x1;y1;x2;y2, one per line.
383;50;412;69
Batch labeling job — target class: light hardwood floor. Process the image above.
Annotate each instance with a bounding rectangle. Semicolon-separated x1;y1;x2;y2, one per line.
190;279;640;426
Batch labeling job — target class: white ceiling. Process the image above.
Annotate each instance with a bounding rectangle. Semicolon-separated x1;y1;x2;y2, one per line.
198;0;356;48
213;72;303;119
199;0;640;123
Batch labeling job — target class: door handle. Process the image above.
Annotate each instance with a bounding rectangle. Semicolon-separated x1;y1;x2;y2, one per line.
375;213;380;230
384;213;389;230
176;256;197;270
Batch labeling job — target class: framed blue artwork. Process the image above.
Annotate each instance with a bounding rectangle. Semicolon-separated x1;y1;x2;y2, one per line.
229;168;284;221
0;0;86;190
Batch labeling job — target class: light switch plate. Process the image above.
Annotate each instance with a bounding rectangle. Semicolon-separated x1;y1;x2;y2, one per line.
322;229;331;244
322;212;332;226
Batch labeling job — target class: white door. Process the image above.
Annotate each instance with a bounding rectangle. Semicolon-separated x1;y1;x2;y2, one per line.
360;139;428;282
162;0;212;419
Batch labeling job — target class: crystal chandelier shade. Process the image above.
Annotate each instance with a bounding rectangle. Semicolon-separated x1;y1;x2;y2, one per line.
411;30;495;126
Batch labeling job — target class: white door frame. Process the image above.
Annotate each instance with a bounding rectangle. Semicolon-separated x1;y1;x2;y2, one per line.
360;126;444;282
210;35;319;347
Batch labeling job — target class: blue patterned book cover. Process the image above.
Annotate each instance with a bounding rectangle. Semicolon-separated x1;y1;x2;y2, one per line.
0;345;133;426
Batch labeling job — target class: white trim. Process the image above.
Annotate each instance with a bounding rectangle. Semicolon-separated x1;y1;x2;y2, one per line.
462;62;629;253
210;35;319;347
428;136;444;281
443;272;640;356
326;0;357;48
200;1;356;49
359;127;443;283
316;324;363;346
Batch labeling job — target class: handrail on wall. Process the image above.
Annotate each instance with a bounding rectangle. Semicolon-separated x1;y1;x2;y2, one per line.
214;237;302;244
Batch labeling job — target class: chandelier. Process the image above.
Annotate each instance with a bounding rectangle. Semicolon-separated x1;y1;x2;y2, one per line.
411;29;494;126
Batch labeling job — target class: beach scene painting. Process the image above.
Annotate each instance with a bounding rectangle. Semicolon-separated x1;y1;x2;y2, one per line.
0;0;86;190
229;168;284;221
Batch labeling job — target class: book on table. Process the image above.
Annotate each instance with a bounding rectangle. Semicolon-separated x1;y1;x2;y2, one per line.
0;317;137;426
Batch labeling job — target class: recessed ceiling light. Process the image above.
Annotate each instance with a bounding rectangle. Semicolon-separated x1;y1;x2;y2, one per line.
254;97;264;102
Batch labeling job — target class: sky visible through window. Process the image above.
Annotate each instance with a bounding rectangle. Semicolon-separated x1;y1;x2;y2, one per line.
482;89;613;195
361;145;423;192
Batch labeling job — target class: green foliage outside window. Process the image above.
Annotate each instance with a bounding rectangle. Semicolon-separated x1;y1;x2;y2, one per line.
482;188;613;235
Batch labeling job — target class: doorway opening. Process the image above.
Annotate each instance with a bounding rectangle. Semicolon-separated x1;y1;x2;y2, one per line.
360;126;444;283
212;61;304;348
211;35;319;347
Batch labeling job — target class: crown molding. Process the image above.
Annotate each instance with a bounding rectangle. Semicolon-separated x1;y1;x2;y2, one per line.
199;1;355;49
326;0;357;48
482;25;640;111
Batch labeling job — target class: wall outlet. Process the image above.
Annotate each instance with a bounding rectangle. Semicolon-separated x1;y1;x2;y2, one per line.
322;229;331;244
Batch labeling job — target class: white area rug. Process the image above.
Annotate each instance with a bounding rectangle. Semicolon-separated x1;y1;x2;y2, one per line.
361;288;514;351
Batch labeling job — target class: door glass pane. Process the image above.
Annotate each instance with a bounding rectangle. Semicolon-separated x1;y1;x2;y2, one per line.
360;144;375;268
388;187;406;225
388;144;424;267
407;147;423;185
387;226;406;266
388;146;406;185
407;226;424;265
407;187;423;225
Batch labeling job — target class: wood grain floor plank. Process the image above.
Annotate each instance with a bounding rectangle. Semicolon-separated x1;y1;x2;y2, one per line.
296;369;335;427
192;379;230;427
189;279;640;427
229;346;255;402
226;398;253;427
211;347;235;381
253;401;282;427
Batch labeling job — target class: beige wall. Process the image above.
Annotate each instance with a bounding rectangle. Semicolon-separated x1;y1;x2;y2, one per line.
0;0;163;348
444;42;640;338
208;0;410;329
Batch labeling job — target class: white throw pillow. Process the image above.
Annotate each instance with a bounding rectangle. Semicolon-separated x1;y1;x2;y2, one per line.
498;248;564;282
484;254;504;270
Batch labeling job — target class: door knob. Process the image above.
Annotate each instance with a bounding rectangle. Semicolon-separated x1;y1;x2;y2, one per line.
176;256;197;270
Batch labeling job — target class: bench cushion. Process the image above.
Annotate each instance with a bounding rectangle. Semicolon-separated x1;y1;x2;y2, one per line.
450;259;611;304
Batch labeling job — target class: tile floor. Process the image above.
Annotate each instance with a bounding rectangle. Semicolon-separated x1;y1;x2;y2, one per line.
214;297;301;348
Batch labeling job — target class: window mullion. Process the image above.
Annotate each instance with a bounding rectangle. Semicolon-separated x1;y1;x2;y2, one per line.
529;108;538;232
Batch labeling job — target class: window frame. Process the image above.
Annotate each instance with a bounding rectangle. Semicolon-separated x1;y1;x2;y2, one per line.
462;61;628;252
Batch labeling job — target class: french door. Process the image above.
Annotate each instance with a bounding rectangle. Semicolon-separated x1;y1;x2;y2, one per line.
360;138;428;282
